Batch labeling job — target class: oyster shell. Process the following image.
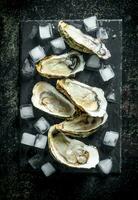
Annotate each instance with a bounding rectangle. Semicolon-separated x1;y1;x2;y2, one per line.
48;125;99;168
36;51;85;78
31;81;75;118
56;113;108;138
58;21;111;59
56;79;107;117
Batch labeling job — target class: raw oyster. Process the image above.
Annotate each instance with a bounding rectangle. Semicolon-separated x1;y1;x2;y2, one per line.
56;113;108;138
58;21;111;59
56;79;107;117
36;51;85;78
31;81;75;118
48;125;99;168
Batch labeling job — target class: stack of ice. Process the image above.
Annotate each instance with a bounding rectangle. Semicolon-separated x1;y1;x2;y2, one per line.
99;64;115;82
21;133;47;149
83;16;98;32
29;45;46;63
50;37;66;54
103;131;119;147
21;58;35;77
34;117;50;134
41;162;56;177
98;158;112;174
86;55;100;70
97;27;108;40
20;104;34;119
39;23;53;39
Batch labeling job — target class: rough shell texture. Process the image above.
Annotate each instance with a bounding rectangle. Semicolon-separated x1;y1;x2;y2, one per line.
58;21;111;59
55;113;108;138
56;79;107;117
31;81;75;118
48;126;99;168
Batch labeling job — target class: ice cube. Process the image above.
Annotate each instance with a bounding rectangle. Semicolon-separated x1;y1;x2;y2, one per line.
112;34;117;39
34;117;50;134
50;37;66;54
20;104;34;119
107;91;116;102
39;24;53;39
34;134;47;149
103;131;119;147
28;154;43;169
98;158;112;174
97;27;108;40
41;162;56;177
99;65;115;82
21;58;35;77
29;46;46;63
86;55;100;69
29;25;38;39
21;132;36;146
83;16;98;32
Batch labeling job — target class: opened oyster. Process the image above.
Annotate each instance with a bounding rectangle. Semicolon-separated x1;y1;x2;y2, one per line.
56;79;107;117
58;21;111;59
48;126;99;168
31;81;75;118
56;113;108;138
36;51;85;78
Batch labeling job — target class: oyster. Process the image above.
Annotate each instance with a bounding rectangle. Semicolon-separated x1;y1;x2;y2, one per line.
56;113;108;138
58;21;111;59
31;81;75;118
56;79;107;117
48;125;99;168
36;51;85;78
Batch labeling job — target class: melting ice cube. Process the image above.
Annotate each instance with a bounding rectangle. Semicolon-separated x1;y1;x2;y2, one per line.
29;25;38;39
21;58;35;77
98;158;112;174
50;37;66;54
112;34;117;39
103;131;119;147
29;46;46;63
97;27;108;40
34;117;50;134
41;162;56;177
107;91;116;102
39;24;53;39
28;154;43;169
21;132;36;146
99;65;115;82
86;55;100;70
34;134;47;149
83;16;98;32
20;104;34;119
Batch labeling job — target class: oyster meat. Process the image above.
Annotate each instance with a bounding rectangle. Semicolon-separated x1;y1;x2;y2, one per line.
36;51;85;78
58;21;111;59
31;81;75;118
56;113;108;138
56;79;107;117
48;126;99;168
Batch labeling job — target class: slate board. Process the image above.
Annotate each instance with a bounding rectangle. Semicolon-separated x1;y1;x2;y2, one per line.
20;20;122;174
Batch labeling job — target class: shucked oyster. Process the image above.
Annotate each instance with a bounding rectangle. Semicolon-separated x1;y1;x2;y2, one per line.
58;21;111;59
31;81;75;118
56;113;108;138
36;51;85;78
56;79;107;117
48;126;99;168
